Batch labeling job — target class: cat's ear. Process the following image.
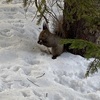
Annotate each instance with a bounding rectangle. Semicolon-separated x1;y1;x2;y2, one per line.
43;22;49;30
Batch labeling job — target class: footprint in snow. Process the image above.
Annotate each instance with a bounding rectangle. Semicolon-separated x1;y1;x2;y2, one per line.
25;59;41;65
22;91;30;97
0;29;13;38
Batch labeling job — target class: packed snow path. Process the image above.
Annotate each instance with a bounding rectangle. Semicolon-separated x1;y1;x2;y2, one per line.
0;0;100;100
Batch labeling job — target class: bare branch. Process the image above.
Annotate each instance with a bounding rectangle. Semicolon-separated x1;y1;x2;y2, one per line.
27;78;40;87
36;73;45;78
34;0;48;23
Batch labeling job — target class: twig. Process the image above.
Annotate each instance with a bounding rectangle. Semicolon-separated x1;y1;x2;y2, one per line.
35;0;48;23
32;11;38;21
46;93;48;97
27;78;40;87
36;73;45;78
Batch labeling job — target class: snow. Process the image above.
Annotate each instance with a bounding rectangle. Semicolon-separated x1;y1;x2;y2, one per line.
0;0;100;100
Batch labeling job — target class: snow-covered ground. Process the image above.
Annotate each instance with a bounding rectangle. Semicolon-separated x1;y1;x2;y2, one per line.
0;0;100;100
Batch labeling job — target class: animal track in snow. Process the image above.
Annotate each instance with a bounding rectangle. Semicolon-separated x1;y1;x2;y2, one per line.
25;58;41;65
13;23;24;28
1;74;8;79
0;29;13;38
53;69;86;92
33;90;41;97
22;91;30;97
12;66;20;72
